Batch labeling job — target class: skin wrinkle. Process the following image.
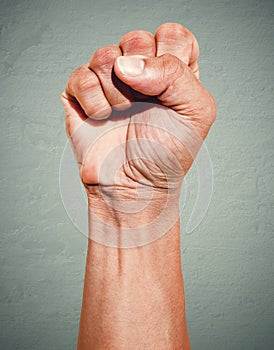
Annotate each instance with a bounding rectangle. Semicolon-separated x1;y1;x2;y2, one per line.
120;31;155;57
89;45;122;70
157;64;184;103
61;22;216;350
89;46;133;111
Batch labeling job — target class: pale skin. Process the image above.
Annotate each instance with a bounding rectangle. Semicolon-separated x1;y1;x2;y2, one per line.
61;23;216;349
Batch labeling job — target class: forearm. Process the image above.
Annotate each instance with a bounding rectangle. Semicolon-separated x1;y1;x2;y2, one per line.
77;186;190;350
61;20;215;350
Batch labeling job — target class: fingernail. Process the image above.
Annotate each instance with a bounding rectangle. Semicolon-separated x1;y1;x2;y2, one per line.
116;56;145;76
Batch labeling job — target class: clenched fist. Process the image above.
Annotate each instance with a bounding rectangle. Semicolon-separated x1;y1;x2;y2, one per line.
61;23;216;191
61;23;216;349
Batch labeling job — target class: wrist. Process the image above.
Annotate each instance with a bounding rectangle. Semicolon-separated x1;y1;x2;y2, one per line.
86;183;181;248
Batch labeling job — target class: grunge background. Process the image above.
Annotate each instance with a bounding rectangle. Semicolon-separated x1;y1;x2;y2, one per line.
1;0;273;349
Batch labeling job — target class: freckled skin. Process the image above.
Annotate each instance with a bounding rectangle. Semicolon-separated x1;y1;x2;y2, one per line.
61;22;216;349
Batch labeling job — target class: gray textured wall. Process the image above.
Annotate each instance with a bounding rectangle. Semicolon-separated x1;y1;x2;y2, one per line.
1;0;273;349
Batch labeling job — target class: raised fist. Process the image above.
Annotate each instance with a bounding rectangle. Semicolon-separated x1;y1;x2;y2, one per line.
61;23;216;191
61;23;216;348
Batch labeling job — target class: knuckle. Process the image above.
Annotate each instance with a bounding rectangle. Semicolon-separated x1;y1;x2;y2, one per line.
162;53;184;76
70;65;84;78
66;65;85;94
156;23;191;42
89;45;120;70
76;72;98;93
120;30;154;50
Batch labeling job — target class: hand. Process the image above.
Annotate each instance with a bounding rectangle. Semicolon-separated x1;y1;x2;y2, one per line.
61;23;216;348
61;23;216;191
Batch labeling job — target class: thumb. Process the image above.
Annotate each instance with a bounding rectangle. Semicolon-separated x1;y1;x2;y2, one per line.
114;54;216;125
